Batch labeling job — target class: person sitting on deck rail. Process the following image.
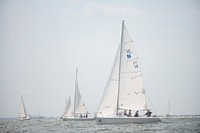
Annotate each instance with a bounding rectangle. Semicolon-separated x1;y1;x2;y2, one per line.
127;110;132;117
124;110;127;116
145;109;152;117
134;111;139;117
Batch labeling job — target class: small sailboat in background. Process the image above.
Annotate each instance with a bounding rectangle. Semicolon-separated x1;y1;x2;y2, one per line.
18;96;30;120
165;100;172;118
63;68;94;121
95;21;161;124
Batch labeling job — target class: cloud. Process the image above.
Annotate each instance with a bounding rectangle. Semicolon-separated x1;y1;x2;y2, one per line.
84;3;160;17
64;2;200;19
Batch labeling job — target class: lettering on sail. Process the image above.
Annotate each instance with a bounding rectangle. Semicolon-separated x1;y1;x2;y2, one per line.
126;49;132;60
133;61;139;69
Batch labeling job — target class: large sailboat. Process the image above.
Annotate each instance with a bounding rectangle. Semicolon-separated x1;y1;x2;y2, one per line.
18;96;30;120
63;69;94;121
95;21;161;124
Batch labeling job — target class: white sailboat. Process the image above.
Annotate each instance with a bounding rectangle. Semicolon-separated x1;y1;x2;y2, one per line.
95;21;161;124
18;96;30;120
63;68;94;121
165;100;172;118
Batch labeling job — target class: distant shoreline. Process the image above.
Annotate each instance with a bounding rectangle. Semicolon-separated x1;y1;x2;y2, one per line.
1;115;200;120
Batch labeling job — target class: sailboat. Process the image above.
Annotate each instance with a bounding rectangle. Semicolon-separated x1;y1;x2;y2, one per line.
95;21;161;124
18;96;30;120
165;100;172;118
63;68;94;121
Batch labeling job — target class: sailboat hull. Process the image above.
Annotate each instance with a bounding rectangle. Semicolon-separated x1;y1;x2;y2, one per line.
18;117;30;121
63;117;95;121
95;117;161;125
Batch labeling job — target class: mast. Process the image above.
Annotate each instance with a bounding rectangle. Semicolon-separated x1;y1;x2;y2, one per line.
74;68;78;117
168;100;171;115
116;20;124;115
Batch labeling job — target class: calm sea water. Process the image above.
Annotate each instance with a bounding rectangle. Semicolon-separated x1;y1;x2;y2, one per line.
0;117;200;133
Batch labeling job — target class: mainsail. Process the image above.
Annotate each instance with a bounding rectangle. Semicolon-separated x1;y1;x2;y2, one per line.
118;22;147;111
97;21;147;117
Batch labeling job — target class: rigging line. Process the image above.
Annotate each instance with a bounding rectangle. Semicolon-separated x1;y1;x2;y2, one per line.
148;97;157;115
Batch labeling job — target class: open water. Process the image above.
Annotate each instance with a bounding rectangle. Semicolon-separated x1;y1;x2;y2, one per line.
0;116;200;133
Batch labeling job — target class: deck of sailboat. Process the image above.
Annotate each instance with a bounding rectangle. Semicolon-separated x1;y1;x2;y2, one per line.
95;117;161;125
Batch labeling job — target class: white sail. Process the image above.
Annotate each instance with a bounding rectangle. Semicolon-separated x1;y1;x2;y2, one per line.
74;68;88;115
63;96;73;118
61;99;68;118
96;46;120;117
18;96;30;120
118;24;147;111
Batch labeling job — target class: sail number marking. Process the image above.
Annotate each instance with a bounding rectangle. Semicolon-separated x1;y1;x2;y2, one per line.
126;49;132;59
133;61;139;68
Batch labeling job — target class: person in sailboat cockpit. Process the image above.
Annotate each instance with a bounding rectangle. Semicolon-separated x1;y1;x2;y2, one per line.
134;111;139;117
145;109;152;117
124;110;127;116
127;110;132;117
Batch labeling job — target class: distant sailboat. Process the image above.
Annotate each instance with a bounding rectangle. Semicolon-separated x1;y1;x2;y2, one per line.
18;96;30;120
165;100;172;118
63;68;94;121
95;21;161;124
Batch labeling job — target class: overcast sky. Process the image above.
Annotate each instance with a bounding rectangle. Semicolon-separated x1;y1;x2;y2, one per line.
0;0;200;118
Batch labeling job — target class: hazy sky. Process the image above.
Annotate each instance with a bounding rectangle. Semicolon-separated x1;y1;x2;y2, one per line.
0;0;200;118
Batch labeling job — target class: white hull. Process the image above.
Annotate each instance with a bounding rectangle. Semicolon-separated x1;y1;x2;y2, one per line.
18;117;30;121
95;117;161;125
63;117;95;121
